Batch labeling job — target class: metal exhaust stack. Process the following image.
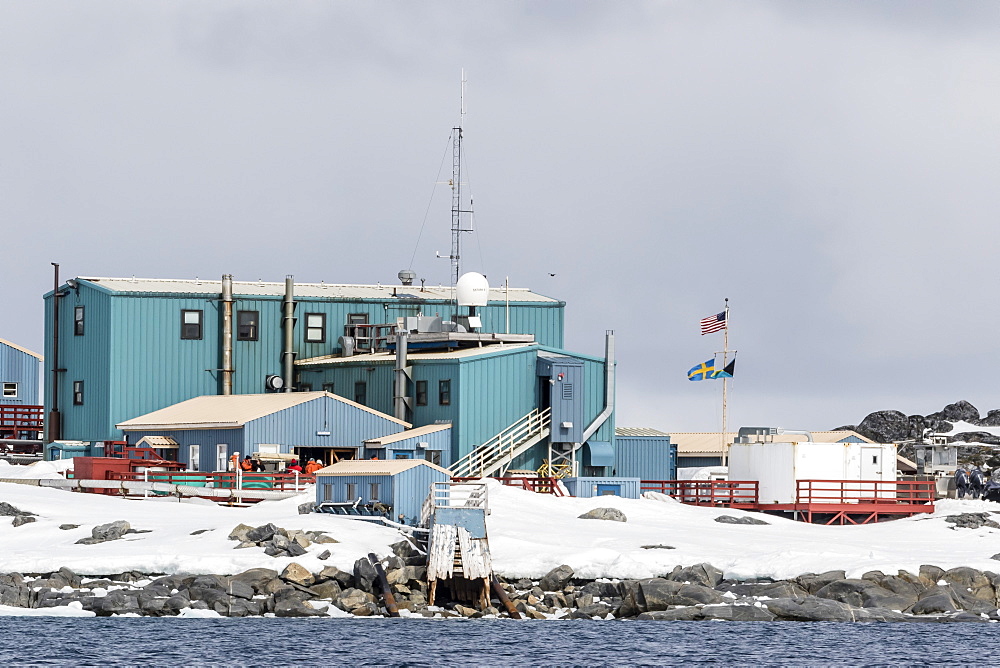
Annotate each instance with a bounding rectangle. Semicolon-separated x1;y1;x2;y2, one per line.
394;331;410;421
48;262;62;442
282;275;295;392
221;274;234;395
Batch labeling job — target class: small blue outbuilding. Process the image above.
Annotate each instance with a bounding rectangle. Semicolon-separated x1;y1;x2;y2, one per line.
315;459;451;525
0;337;42;406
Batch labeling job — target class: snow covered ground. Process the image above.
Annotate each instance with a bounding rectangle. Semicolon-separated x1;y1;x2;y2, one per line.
2;463;1000;583
938;421;1000;439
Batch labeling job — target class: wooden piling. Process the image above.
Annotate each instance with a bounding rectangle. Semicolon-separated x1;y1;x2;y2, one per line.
367;552;400;618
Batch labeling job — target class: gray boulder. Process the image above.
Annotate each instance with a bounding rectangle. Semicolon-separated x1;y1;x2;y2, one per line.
317;566;354;589
58;524;80;530
297;502;314;515
311;581;342;600
274;598;324;617
908;593;958;615
668;563;724;588
48;567;82;589
637;607;703;621
852;607;908;622
578;508;627;522
714;515;769;525
353;557;377;593
814;579;882;607
231;568;279;595
945;514;1000;530
228;523;254;542
94;520;131;541
639;580;723;610
763;597;858;622
539;565;574;592
227;581;255;600
335;587;377;612
796;570;847;595
12;515;35;527
281;563;315;587
701;604;776;621
95;590;141;616
246;523;278;543
0;502;33;517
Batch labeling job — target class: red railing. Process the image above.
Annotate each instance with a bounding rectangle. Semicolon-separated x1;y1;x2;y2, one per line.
796;479;936;505
641;480;759;506
0;405;44;439
106;470;315;491
451;476;565;496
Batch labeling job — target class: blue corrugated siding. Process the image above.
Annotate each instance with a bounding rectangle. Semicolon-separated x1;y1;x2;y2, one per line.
678;456;723;468
121;428;243;471
317;473;392;506
456;350;538;461
297;365;394;414
562;477;640;499
244;395;405;451
615;436;676;480
377;428;452;467
315;465;447;525
0;341;41;405
44;285;114;441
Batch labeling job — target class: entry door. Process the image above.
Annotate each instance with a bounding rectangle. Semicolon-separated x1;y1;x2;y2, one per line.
860;447;882;498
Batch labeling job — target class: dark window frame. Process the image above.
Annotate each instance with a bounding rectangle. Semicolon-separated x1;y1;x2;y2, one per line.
439;379;451;406
236;310;259;341
72;380;84;406
347;313;369;325
321;382;335;394
74;306;85;336
415;380;428;406
354;381;367;406
305;312;326;343
181;309;203;340
425;450;442;465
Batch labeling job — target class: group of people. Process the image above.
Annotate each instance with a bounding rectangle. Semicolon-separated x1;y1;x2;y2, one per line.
955;466;1000;500
285;458;325;475
231;454;325;475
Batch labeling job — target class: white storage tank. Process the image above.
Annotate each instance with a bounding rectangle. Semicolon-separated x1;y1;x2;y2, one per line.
728;439;897;505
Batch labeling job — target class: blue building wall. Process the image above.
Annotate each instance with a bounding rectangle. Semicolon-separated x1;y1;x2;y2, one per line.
614;435;676;480
562;477;641;499
0;339;42;405
121;428;243;471
365;428;453;467
316;464;448;525
43;278;564;443
677;455;723;468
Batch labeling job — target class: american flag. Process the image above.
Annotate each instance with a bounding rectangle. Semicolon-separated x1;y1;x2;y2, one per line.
700;311;727;335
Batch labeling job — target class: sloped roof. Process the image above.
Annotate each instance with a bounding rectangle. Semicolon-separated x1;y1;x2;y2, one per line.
670;430;876;455
616;427;669;437
76;277;560;303
117;392;409;430
364;423;452;446
315;458;451;476
0;338;42;360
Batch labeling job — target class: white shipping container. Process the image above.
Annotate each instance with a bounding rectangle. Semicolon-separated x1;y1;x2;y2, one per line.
728;441;897;505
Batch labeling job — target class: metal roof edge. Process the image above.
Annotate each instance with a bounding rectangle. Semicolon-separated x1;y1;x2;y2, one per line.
118;422;242;431
0;338;43;360
536;345;608;365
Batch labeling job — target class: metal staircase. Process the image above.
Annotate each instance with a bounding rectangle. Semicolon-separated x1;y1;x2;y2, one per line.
449;408;551;478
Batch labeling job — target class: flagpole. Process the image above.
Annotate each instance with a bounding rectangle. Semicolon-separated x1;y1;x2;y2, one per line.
721;298;729;466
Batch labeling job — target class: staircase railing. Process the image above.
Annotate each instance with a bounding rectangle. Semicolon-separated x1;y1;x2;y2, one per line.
450;407;551;478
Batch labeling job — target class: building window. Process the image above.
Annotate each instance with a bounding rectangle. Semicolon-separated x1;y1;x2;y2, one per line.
74;306;85;336
189;444;200;471
181;309;203;340
354;381;367;406
425;450;442;466
237;310;258;341
415;380;427;406
305;313;326;343
347;313;368;326
369;482;380;501
394;453;411;459
216;444;229;472
2;382;17;398
72;381;84;406
298;383;313;392
346;483;357;502
323;484;333;501
321;382;335;394
439;379;451;406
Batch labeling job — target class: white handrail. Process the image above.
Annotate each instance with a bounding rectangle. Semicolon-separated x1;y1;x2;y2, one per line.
450;407;551;478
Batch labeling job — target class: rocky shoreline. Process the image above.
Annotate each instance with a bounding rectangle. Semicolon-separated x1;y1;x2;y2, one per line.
4;521;1000;622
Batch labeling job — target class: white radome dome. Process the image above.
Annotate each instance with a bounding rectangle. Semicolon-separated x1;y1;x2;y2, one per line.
456;272;489;307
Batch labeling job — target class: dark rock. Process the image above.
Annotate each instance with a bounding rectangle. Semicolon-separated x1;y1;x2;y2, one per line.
335;588;376;612
640;544;675;550
814;579;882;607
228;523;254;542
227;598;263;617
577;602;614;617
714;515;770;525
856;410;915;443
797;571;848;595
58;524;80;530
246;523;278;543
668;563;724;588
981;410;1000;427
764;597;858;622
640;580;724;610
227;581;254;600
263;545;285;557
138;594;168;616
945;514;1000;530
317;566;354;589
539;565;574;592
878;575;924;600
231;568;279;595
317;550;331;561
0;502;33;517
189;529;211;536
191;575;229;591
942;567;992;597
92;520;131;542
391;539;422;560
353;557;377;593
908;593;958;615
853;607;908;622
637;607;703;621
281;563;315;587
701;604;776;621
162;594;190;614
0;574;29;608
861;588;918;611
12;515;35;527
919;565;945;586
578;508;627;522
297;502;314;515
95;590;141;616
49;567;82;589
311;581;342;600
928;400;980;424
285;542;307;557
274;598;324;617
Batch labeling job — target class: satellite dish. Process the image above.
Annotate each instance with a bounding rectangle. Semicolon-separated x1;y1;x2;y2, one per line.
456;272;489;307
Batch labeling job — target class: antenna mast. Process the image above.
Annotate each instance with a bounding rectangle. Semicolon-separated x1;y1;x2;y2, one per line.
448;69;473;286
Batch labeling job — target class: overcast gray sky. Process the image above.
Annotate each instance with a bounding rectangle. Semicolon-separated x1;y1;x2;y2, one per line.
3;1;999;432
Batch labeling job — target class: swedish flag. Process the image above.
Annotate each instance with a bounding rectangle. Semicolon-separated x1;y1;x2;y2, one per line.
687;359;715;381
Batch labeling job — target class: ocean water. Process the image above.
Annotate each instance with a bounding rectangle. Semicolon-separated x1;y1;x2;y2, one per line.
0;618;984;666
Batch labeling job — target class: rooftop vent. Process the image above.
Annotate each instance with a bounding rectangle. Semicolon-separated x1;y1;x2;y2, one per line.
398;269;417;286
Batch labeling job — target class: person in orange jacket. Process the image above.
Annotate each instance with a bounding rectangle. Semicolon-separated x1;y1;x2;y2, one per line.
304;458;323;475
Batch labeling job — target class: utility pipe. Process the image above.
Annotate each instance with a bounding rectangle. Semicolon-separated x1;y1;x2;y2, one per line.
20;477;306;501
580;330;615;443
368;553;401;617
221;274;234;395
393;332;409;421
282;275;295;392
48;263;62;442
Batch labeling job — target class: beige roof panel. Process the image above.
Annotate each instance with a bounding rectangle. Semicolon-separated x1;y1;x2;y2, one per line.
80;277;560;303
616;427;669;437
364;423;452;446
117;391;409;430
315;458;451;476
0;338;42;360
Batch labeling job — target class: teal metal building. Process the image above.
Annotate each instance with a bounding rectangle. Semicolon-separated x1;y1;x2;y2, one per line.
613;427;677;480
42;276;564;443
315;459;452;525
0;338;42;406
